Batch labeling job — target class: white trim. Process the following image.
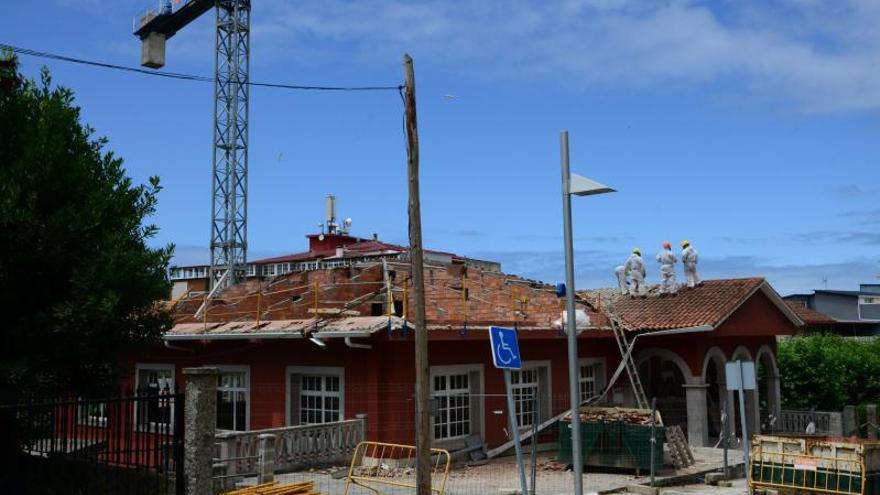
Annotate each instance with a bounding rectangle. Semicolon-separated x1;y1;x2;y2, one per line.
577;357;606;403
134;363;176;433
285;366;345;425
429;364;485;443
208;364;251;431
511;360;552;428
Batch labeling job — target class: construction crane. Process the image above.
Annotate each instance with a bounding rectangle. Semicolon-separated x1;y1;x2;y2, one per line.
134;0;250;290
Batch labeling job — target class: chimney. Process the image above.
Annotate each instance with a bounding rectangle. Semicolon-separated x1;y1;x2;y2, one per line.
326;194;337;234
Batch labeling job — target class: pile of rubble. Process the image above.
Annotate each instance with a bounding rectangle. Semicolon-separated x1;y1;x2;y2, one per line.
562;407;659;425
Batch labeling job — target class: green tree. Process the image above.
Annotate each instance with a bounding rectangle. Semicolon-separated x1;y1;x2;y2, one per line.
778;334;880;410
0;56;173;401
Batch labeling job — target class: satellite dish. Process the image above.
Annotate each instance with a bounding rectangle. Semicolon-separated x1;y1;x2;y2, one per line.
318;234;325;241
344;218;352;227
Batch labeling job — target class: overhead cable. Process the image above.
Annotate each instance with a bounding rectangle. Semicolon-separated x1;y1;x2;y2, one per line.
1;43;403;92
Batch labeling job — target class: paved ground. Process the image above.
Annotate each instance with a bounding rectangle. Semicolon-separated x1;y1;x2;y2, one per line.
655;477;748;495
240;446;746;495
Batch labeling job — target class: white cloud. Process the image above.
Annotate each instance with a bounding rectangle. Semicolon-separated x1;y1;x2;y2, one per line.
252;0;880;113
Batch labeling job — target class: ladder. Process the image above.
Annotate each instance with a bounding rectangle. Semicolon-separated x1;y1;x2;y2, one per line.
608;313;649;410
665;425;695;468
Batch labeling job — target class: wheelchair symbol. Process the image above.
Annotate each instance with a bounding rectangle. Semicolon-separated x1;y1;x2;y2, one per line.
494;330;517;365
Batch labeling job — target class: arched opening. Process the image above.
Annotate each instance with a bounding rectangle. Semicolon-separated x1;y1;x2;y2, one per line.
756;345;781;433
637;350;690;435
702;348;727;443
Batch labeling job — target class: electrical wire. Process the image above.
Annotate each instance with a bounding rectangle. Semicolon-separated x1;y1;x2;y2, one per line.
1;43;403;92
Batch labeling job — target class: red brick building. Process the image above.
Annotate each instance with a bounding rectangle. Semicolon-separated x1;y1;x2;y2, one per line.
130;232;802;450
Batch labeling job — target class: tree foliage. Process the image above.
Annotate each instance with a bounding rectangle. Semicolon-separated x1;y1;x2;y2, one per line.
0;56;173;400
778;334;880;410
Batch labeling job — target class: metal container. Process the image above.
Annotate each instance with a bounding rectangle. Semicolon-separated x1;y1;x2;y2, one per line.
557;406;664;474
750;434;880;495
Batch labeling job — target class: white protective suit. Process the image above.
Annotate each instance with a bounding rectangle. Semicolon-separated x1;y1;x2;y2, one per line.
682;244;701;288
624;253;647;297
656;249;678;295
614;265;629;295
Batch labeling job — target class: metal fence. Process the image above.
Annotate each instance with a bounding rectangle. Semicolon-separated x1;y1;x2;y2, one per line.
0;387;185;495
778;409;844;436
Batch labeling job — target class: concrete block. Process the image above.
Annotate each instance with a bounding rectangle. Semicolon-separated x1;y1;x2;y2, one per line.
140;32;166;69
705;472;725;484
717;481;733;487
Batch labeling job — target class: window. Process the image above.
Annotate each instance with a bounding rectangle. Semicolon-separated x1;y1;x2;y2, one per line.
578;358;606;404
77;401;109;427
135;364;174;432
216;368;249;431
510;362;550;429
287;367;344;425
433;373;470;440
300;375;341;424
430;365;484;443
511;369;540;428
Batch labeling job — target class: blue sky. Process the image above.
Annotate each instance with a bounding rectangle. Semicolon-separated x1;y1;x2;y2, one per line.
4;0;879;294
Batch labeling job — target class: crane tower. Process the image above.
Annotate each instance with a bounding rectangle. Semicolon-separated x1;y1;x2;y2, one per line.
135;0;250;289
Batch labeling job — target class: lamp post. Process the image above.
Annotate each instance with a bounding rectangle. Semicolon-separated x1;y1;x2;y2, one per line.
560;130;615;495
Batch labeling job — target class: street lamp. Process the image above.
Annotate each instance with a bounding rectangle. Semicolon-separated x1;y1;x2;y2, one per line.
559;130;615;495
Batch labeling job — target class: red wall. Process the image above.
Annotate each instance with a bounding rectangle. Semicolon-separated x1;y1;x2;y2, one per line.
125;290;793;448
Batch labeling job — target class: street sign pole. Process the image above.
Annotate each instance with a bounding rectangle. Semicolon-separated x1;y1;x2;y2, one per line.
726;360;755;472
738;362;750;469
490;326;528;495
504;368;528;495
560;131;584;495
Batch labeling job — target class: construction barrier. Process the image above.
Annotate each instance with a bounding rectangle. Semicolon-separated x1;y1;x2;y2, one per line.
343;441;451;495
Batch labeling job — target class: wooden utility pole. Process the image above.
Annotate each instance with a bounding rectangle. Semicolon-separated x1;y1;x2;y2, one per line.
403;54;431;494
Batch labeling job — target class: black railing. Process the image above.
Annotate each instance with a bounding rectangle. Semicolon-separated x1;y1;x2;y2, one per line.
0;386;185;495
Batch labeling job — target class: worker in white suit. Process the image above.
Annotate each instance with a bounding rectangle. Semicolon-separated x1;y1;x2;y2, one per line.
625;248;647;298
656;241;678;296
614;265;630;295
681;240;702;288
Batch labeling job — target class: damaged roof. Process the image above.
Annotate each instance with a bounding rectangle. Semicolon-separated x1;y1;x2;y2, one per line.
580;278;803;332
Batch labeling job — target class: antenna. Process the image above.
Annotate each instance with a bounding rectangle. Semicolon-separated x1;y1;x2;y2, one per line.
822;276;828;289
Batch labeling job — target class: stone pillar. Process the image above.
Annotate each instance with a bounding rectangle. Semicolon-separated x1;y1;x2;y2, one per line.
867;405;877;440
257;433;276;483
184;367;219;495
747;388;761;437
843;405;857;437
355;413;368;443
683;383;710;447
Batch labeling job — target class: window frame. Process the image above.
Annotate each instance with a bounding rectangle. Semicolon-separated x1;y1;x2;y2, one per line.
134;363;175;433
429;364;484;444
577;357;606;404
285;366;345;426
510;360;551;429
209;365;251;432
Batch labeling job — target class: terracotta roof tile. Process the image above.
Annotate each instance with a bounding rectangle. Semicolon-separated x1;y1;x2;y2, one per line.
581;278;766;331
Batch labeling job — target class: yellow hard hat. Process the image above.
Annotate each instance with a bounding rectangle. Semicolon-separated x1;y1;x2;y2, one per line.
632;247;641;255
681;240;690;248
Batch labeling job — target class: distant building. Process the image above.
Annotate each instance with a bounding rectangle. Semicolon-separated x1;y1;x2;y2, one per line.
783;283;880;336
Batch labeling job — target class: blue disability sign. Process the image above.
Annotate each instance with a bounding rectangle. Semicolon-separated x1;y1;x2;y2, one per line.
489;326;522;369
